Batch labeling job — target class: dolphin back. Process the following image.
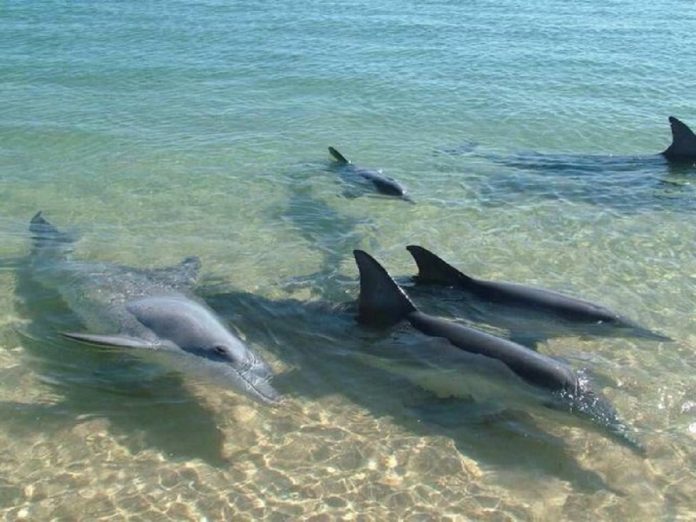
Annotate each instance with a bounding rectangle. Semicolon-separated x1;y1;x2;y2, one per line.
662;116;696;160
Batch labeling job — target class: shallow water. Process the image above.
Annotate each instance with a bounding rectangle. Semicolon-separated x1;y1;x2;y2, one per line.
1;0;696;519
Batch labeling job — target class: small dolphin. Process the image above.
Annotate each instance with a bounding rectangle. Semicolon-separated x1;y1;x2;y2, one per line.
328;146;414;202
28;212;279;404
406;245;670;343
662;116;696;161
353;249;645;454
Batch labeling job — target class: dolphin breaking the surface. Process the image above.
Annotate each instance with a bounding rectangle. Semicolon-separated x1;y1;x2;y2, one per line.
661;116;696;161
406;245;670;344
328;146;414;202
26;212;280;404
353;249;645;455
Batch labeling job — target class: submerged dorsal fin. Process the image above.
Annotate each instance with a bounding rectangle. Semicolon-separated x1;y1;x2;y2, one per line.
29;211;77;257
662;116;696;159
147;256;201;288
406;245;474;286
353;250;416;327
328;146;350;164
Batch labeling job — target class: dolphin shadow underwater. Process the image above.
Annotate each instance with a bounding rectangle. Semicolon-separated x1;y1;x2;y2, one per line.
438;116;696;213
200;278;638;493
275;173;376;294
5;213;282;465
402;245;671;349
327;146;414;203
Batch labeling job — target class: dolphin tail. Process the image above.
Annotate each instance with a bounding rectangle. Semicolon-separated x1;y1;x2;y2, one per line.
662;116;696;159
29;211;76;257
353;250;417;327
406;245;474;286
328;146;350;164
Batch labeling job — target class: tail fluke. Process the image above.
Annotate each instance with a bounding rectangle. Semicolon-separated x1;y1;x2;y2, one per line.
353;250;416;327
662;116;696;160
328;146;350;164
406;245;473;286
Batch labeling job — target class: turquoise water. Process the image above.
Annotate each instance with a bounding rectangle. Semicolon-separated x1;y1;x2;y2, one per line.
2;0;696;519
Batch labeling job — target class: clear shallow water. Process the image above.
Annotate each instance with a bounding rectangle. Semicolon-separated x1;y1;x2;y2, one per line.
1;0;696;519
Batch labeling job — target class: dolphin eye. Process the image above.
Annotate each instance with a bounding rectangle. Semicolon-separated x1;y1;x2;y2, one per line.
213;345;227;356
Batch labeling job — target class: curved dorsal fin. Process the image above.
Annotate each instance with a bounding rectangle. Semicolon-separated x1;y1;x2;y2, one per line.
406;245;474;286
662;116;696;159
328;146;350;164
353;250;416;327
29;211;77;258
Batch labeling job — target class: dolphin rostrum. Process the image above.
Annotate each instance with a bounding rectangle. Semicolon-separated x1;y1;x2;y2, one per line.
328;146;414;202
662;116;696;161
28;212;279;404
406;245;670;342
353;249;645;455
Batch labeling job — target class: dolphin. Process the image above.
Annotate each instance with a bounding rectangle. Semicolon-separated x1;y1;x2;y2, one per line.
661;116;696;161
353;249;645;455
328;146;414;202
436;116;696;214
27;212;279;404
405;245;670;344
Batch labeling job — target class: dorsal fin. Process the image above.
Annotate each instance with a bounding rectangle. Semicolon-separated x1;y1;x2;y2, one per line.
406;245;475;286
147;256;201;288
662;116;696;159
353;250;416;327
29;211;76;256
328;146;350;164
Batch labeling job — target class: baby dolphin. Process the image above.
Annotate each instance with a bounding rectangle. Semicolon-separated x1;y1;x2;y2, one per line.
328;146;413;202
406;245;670;342
353;249;645;455
661;116;696;161
28;212;279;405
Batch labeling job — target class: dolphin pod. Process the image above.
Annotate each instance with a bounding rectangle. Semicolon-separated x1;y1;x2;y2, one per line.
406;245;670;342
28;212;280;405
328;146;414;202
353;249;645;455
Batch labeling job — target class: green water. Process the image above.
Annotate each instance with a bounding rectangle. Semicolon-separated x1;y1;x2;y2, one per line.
1;1;695;519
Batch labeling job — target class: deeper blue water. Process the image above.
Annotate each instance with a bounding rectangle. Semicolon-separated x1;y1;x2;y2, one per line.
1;1;695;519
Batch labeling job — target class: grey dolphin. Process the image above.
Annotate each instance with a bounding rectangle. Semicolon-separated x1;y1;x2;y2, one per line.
28;212;279;404
328;146;414;202
662;116;696;161
353;249;645;455
405;245;670;342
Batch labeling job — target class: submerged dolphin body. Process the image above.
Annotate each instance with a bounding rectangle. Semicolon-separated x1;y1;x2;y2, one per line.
328;146;413;202
353;249;645;455
405;245;670;343
437;117;696;214
661;116;696;161
27;212;279;404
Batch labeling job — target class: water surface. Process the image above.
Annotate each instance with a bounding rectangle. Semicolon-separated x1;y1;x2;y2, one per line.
1;0;696;519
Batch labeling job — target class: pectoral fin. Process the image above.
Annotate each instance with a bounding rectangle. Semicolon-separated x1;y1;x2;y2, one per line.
61;332;155;349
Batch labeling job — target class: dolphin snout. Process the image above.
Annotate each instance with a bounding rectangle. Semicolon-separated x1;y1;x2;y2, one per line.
232;357;281;405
